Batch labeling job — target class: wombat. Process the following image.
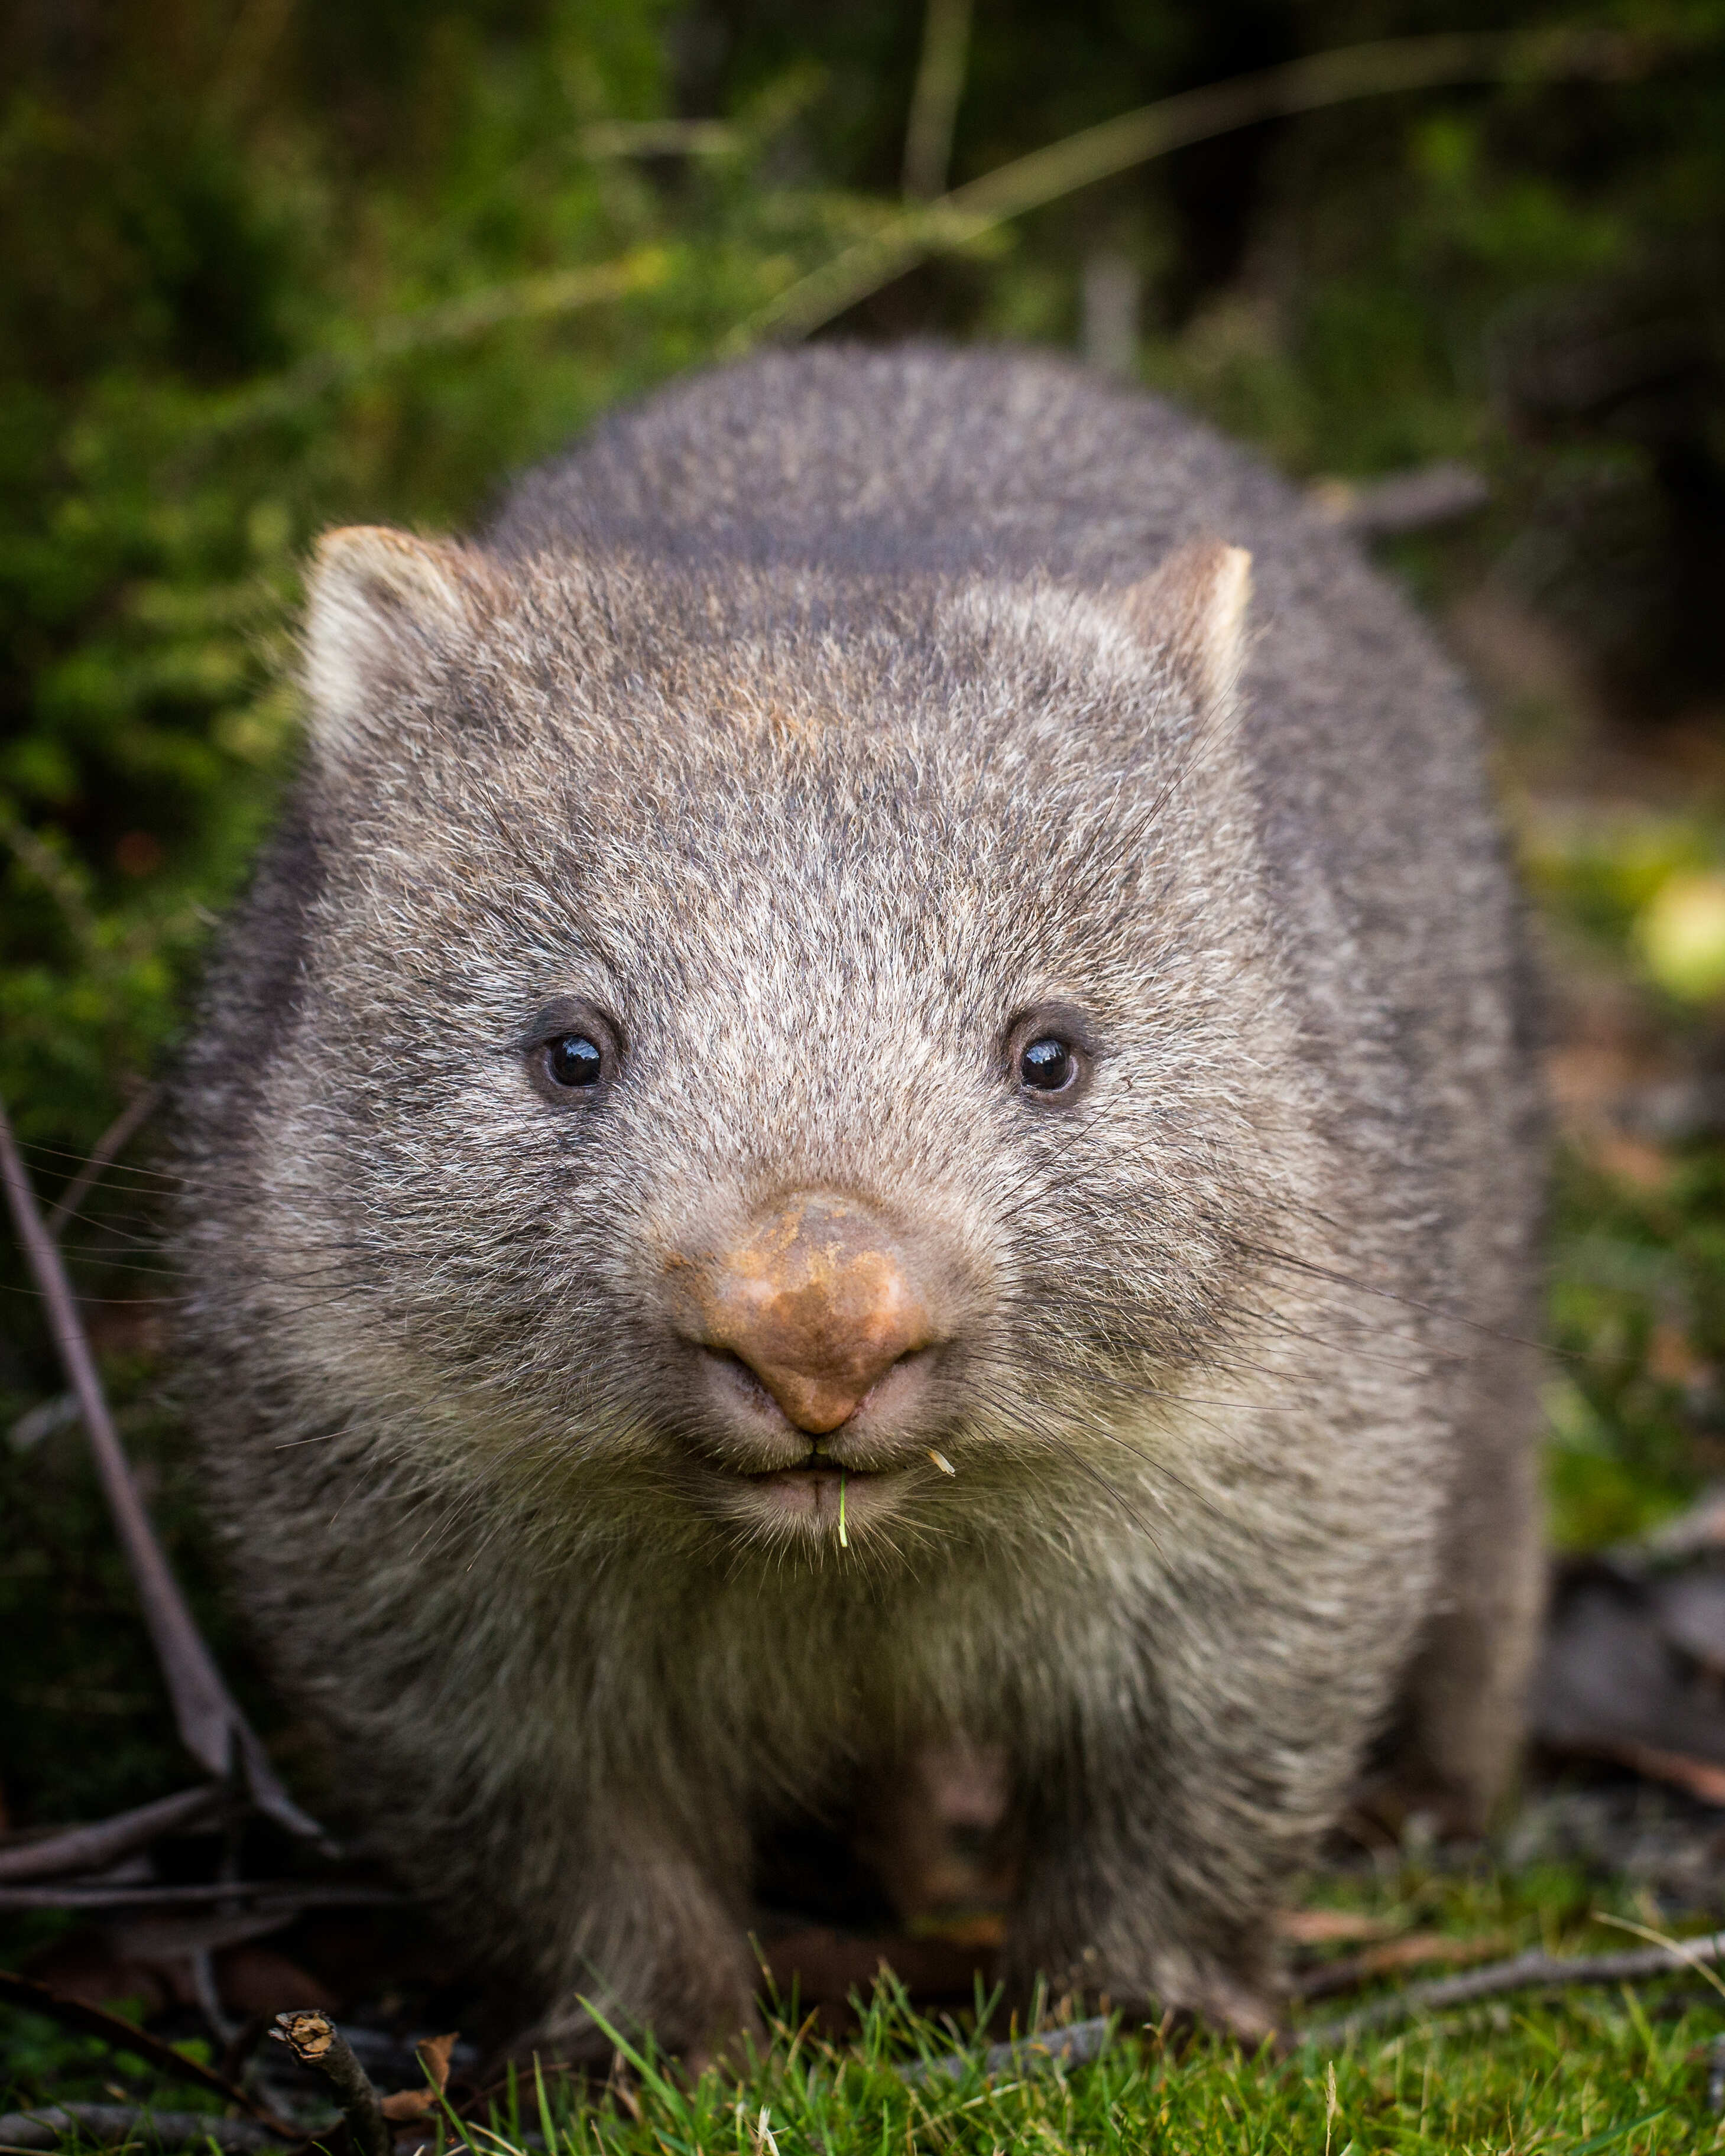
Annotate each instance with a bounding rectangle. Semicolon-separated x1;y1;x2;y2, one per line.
176;345;1545;2056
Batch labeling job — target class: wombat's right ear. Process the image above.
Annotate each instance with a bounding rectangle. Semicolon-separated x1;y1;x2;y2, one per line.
1121;539;1253;711
303;526;489;757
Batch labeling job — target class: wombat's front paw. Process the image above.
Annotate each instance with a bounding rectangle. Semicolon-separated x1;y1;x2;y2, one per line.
520;1978;764;2080
1176;1966;1280;2047
1085;1965;1278;2048
1007;1920;1279;2050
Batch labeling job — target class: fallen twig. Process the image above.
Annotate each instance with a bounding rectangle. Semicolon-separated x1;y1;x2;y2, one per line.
272;2012;390;2156
902;2014;1114;2084
0;1786;223;1885
1295;1930;1725;2048
0;2104;291;2151
0;1969;283;2123
0;1881;399;1913
0;1092;321;1843
1289;1930;1510;2002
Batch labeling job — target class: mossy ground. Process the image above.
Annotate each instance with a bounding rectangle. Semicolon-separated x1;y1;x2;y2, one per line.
7;1860;1725;2152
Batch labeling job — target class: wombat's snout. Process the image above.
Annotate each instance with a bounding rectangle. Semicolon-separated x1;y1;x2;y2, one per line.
680;1195;938;1436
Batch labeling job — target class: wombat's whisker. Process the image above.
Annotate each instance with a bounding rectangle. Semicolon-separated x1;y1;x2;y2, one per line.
270;1414;369;1450
54;1253;182;1280
1024;1431;1167;1551
1;1281;175;1311
1233;1297;1452;1371
14;1143;187;1195
980;1336;1327;1420
1233;1238;1561;1358
30;1191;169;1240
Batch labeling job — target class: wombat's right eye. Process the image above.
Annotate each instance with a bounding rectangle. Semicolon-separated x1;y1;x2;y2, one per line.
520;1002;620;1103
547;1035;602;1089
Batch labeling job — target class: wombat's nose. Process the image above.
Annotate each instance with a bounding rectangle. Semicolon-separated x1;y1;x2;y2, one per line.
692;1196;936;1434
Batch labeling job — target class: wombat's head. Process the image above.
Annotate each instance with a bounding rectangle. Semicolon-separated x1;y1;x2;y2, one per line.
204;527;1294;1563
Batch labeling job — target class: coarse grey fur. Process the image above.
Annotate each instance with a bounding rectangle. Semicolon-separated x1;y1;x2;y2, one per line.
175;345;1545;2054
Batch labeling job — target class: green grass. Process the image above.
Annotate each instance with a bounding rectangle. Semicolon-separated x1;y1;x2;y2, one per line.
455;1864;1725;2154
6;1988;1718;2156
7;1863;1725;2151
521;2004;1712;2156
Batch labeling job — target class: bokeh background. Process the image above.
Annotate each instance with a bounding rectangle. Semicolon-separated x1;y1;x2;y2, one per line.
5;0;1725;1860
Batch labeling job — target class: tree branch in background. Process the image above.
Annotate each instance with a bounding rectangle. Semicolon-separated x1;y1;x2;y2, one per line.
902;0;974;200
44;1082;161;1239
207;0;300;126
0;1784;221;1884
196;248;670;449
0;807;99;956
580;118;739;157
731;26;1665;351
0;1092;323;1845
1309;461;1492;536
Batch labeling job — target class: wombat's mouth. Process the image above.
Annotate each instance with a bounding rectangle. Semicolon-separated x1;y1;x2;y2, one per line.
692;1449;920;1545
737;1451;887;1492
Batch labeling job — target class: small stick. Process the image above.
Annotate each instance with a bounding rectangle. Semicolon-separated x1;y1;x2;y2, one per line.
902;2014;1113;2084
1309;462;1490;538
0;1091;322;1845
0;1879;399;1913
44;1083;161;1237
1288;1930;1509;2002
0;2103;291;2151
0;1784;222;1883
1295;1930;1725;2048
273;2012;391;2156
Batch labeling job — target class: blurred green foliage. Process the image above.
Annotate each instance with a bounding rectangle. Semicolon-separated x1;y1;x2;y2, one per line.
1547;1148;1725;1545
5;0;1725;1828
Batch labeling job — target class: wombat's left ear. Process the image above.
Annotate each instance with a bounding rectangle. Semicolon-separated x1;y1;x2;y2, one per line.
1121;540;1252;709
303;526;492;758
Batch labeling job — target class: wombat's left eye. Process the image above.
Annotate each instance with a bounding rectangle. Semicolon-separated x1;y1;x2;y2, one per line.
1006;1005;1096;1104
1019;1036;1077;1093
